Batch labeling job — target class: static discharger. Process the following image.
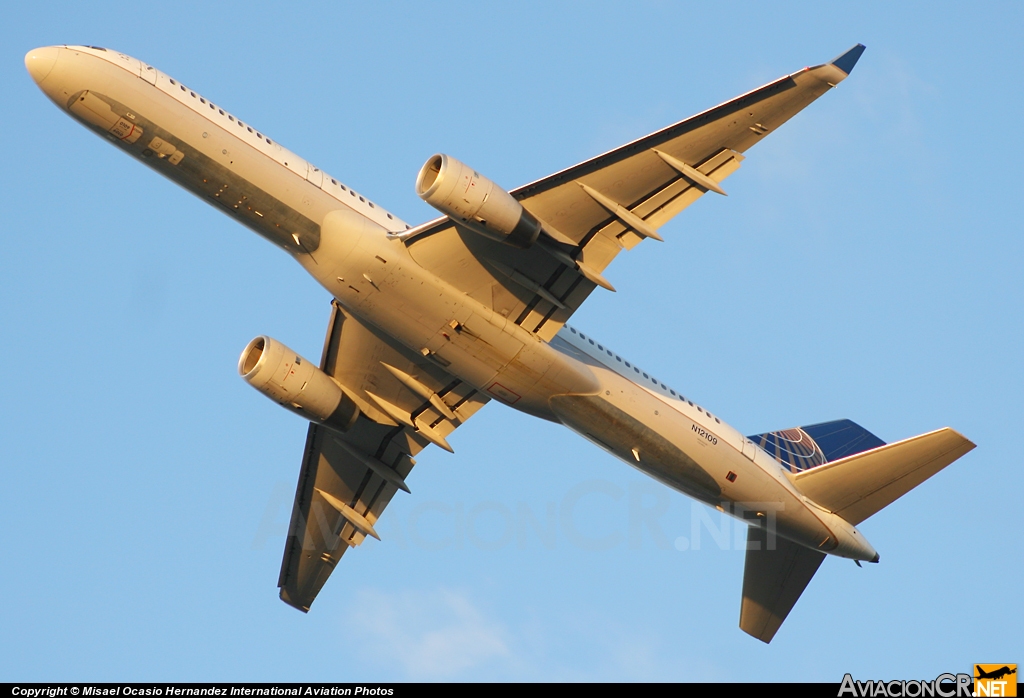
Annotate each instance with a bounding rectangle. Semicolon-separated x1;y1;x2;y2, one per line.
364;391;454;453
577;182;663;242
331;436;411;493
380;363;458;421
314;488;380;541
652;149;727;196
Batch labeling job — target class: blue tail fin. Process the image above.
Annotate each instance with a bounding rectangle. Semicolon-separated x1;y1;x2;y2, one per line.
747;419;885;473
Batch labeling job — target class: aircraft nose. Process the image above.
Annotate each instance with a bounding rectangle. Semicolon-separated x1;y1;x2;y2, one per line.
25;46;60;85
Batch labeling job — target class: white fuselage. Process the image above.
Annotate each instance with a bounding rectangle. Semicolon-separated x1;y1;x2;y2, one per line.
27;45;879;562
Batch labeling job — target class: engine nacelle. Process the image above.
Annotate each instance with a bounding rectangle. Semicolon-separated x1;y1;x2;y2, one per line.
238;336;359;432
416;154;542;248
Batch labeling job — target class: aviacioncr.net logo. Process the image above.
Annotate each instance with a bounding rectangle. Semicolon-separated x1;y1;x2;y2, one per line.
838;673;972;697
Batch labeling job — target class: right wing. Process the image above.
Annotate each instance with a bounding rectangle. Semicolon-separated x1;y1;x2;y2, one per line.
400;45;866;341
278;302;489;611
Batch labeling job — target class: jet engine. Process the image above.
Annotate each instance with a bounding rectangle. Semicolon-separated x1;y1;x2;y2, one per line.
416;154;542;248
238;336;359;432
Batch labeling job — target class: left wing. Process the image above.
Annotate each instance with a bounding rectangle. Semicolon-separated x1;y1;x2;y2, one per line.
278;302;489;610
400;45;865;340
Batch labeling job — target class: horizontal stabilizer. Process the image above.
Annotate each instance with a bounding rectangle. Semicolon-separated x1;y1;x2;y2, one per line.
740;525;825;643
792;428;975;524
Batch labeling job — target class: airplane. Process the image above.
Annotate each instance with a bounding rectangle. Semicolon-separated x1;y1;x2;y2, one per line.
976;667;1017;681
25;43;975;643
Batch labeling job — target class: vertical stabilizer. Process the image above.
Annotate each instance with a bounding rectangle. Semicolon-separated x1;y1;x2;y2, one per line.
740;526;826;643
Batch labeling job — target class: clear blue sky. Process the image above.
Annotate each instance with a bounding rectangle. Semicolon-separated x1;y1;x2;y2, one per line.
2;0;1020;682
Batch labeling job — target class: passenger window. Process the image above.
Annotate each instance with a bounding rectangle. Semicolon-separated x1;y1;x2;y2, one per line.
369;202;375;208
247;127;253;133
670;389;676;396
359;196;365;202
170;79;176;85
606;350;612;356
228;115;233;121
190;91;195;97
624;362;630;367
643;373;648;379
588;339;594;345
200;97;205;104
616;356;621;362
634;368;640;373
180;85;185;91
387;213;393;219
570;328;577;334
715;418;721;424
331;179;337;185
266;139;272;145
257;132;262;139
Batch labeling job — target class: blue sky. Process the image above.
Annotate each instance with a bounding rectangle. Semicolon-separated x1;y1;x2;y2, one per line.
2;0;1021;682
